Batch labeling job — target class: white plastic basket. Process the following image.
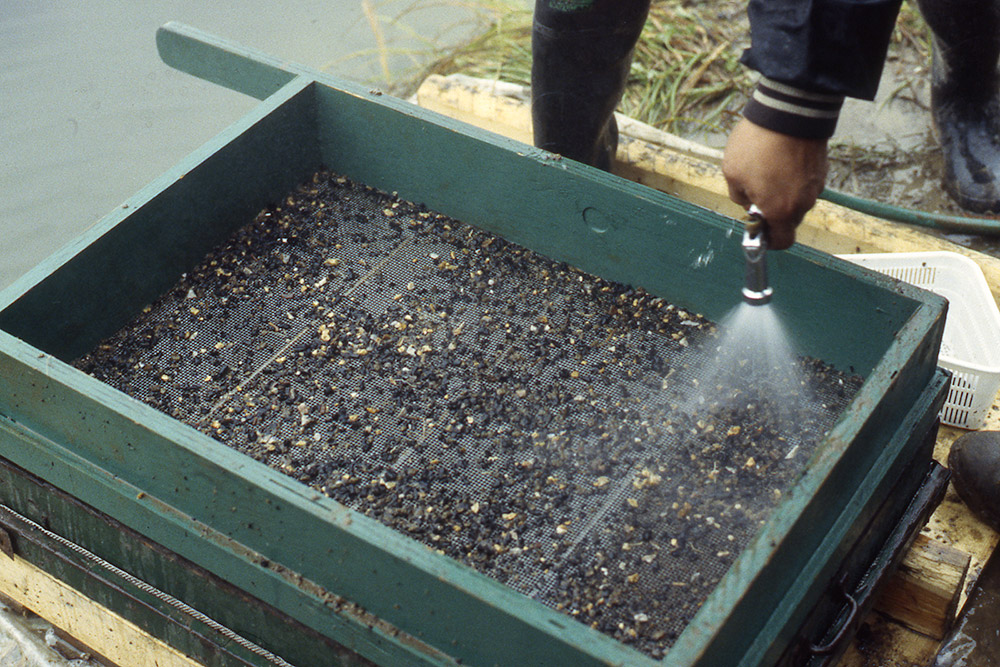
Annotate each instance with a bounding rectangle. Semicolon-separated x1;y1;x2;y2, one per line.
837;251;1000;429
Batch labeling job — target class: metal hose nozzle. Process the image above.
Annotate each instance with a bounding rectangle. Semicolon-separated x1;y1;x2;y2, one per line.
742;205;772;305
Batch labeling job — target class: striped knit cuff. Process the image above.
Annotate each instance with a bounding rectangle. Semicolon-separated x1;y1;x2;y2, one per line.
742;77;844;140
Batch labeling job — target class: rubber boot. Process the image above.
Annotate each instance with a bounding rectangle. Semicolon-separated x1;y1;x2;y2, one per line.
948;430;1000;532
915;0;1000;212
531;0;650;170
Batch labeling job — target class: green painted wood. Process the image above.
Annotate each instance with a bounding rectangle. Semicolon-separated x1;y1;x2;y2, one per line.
709;371;949;667
0;416;444;667
660;325;948;665
156;22;297;100
0;458;380;667
0;22;951;667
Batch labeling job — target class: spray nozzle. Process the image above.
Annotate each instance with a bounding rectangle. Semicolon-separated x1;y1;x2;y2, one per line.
742;205;772;306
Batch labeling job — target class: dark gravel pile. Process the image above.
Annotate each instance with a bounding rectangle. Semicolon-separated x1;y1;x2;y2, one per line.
75;170;861;657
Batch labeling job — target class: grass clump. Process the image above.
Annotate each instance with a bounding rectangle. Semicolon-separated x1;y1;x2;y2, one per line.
420;0;753;136
417;0;930;138
357;0;929;144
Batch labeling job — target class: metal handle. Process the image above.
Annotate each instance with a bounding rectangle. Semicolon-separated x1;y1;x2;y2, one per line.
156;22;298;100
808;575;859;656
742;205;773;305
745;203;766;240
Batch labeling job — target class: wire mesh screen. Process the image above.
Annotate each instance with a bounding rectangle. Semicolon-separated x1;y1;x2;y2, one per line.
75;171;861;658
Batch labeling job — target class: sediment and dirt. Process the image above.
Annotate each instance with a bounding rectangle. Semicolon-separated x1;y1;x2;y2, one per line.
75;170;861;656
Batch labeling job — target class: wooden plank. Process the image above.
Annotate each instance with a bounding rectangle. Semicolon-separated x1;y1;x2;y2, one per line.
414;73;1000;665
839;612;940;667
0;550;200;667
873;534;970;639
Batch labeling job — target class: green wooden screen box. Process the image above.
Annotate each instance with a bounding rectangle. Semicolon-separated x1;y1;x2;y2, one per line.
0;23;951;667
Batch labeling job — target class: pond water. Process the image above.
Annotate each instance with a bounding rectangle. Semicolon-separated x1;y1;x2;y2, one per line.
0;0;478;291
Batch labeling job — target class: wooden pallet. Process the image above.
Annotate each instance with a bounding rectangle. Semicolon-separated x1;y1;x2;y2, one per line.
413;73;1000;666
0;555;199;667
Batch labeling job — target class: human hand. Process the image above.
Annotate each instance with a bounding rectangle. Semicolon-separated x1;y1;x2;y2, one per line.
722;117;829;250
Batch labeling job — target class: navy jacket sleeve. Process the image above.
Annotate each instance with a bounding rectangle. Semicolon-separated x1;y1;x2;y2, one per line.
739;0;903;139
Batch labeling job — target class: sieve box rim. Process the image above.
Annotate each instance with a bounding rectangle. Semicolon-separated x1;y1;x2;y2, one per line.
0;23;948;667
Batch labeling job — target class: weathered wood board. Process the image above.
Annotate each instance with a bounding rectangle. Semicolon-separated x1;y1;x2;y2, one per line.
0;550;200;667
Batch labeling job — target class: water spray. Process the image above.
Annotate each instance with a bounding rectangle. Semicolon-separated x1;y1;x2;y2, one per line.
742;204;772;306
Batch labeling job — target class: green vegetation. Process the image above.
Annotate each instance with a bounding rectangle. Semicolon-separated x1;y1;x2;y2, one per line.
406;0;929;138
417;1;753;135
340;0;930;138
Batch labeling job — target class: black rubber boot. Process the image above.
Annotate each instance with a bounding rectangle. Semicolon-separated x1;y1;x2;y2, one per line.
948;430;1000;531
531;0;650;170
915;0;1000;212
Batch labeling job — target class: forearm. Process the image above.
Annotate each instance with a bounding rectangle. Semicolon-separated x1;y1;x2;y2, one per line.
739;0;903;139
723;0;902;244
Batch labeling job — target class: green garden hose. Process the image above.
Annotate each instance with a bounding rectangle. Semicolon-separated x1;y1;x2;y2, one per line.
820;187;1000;236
